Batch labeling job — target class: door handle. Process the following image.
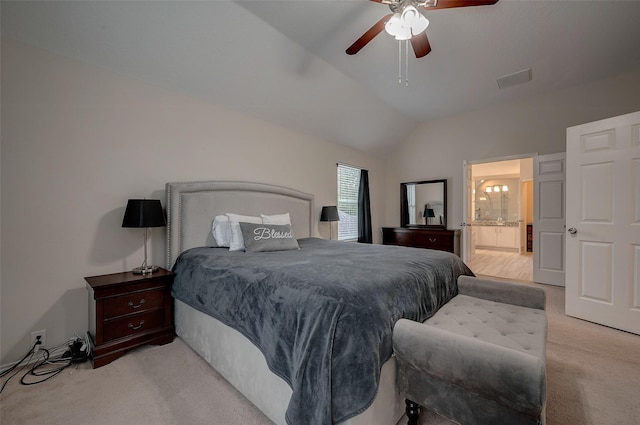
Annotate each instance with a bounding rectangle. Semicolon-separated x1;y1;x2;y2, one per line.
568;227;577;235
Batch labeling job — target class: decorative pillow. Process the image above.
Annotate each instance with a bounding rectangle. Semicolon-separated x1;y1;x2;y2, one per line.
261;212;291;225
226;213;262;251
239;222;299;252
211;215;232;247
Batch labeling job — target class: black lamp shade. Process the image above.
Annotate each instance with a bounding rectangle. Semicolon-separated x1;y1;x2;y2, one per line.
320;206;339;222
122;199;166;228
423;208;435;218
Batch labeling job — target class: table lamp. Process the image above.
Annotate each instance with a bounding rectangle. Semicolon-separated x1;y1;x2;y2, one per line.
122;199;166;274
320;206;340;240
423;207;435;225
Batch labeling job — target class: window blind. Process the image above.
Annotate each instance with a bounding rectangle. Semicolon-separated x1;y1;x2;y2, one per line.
337;163;361;240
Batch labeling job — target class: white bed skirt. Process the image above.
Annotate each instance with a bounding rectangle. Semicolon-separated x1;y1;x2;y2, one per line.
175;299;405;425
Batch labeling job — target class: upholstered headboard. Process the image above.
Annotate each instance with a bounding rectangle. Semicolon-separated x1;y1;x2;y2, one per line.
165;181;314;269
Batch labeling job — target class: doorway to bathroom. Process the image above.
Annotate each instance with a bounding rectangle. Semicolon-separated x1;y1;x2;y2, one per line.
464;157;534;282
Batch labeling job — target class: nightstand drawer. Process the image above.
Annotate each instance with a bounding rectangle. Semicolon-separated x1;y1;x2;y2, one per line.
103;309;165;342
103;289;165;319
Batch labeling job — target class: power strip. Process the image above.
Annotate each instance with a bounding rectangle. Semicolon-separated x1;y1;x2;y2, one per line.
62;337;89;363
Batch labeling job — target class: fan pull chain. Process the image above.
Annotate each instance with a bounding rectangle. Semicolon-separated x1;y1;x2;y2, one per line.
398;40;410;87
405;40;409;87
398;40;402;84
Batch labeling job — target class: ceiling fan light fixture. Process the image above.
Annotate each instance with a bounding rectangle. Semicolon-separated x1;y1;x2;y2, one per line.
412;15;429;35
401;5;420;22
402;5;430;35
386;6;430;39
385;13;411;40
395;30;412;41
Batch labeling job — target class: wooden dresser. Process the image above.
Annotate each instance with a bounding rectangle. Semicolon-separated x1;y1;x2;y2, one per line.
382;227;460;256
85;268;175;368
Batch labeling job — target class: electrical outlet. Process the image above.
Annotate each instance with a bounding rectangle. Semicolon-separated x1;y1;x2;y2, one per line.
31;329;46;353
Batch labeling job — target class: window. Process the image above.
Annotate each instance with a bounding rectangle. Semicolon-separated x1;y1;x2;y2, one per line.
406;183;416;224
337;163;360;240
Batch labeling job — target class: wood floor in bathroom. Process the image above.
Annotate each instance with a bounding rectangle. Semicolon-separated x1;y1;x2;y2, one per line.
466;249;533;282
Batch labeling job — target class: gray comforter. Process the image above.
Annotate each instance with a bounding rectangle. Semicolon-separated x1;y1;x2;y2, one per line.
171;238;473;425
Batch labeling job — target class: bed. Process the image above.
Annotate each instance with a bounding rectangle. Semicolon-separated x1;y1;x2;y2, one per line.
165;181;472;425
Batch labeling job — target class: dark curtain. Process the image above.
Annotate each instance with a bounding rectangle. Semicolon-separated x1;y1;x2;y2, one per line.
400;185;409;226
358;169;372;243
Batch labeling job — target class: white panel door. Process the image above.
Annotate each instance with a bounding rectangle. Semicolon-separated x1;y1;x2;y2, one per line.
462;161;473;263
533;153;566;286
566;111;640;335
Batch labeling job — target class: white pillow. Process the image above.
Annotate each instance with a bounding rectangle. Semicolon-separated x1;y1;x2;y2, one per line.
211;215;232;247
226;213;262;251
261;212;291;225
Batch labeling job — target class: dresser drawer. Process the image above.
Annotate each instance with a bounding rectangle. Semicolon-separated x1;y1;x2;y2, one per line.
393;232;415;246
382;228;414;246
103;289;165;319
415;233;454;251
382;227;460;256
102;309;166;342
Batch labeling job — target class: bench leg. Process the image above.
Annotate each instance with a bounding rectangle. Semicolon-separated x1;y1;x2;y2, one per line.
405;399;420;425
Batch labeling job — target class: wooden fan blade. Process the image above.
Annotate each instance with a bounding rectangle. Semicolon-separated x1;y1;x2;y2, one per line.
411;32;432;58
346;13;393;55
424;0;499;10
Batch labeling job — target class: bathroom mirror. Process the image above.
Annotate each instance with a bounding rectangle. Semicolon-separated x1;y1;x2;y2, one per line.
400;179;447;228
473;178;520;222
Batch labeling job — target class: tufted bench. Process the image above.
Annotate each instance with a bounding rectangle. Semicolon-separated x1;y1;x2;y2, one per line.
393;275;547;425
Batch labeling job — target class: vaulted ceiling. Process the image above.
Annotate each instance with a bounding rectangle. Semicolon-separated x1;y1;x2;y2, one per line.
3;1;640;157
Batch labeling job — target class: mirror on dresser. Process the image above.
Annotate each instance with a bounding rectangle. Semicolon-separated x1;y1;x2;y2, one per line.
400;179;447;228
384;179;458;255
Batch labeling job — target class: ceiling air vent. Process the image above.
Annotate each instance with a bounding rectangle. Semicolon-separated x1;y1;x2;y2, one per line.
496;68;532;89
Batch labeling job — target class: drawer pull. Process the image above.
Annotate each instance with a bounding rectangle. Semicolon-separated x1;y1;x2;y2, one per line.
429;238;437;243
128;320;145;330
128;299;145;309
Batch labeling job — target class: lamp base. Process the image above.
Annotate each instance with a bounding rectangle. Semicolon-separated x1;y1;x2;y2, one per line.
132;265;159;274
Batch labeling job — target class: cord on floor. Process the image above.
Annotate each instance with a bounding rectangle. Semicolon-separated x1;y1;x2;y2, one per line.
1;333;90;393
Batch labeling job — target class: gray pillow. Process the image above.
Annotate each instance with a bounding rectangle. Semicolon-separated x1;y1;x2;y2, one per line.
239;222;299;252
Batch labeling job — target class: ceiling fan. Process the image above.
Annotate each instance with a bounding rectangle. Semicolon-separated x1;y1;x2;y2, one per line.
346;0;499;58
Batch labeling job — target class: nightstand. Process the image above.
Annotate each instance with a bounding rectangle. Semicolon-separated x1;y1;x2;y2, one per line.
85;268;175;368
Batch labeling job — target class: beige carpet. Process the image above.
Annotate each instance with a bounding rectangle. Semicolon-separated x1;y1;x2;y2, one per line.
1;282;639;425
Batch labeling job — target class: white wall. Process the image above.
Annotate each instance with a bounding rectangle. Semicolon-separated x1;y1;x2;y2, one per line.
5;37;640;366
0;40;386;364
384;66;640;230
